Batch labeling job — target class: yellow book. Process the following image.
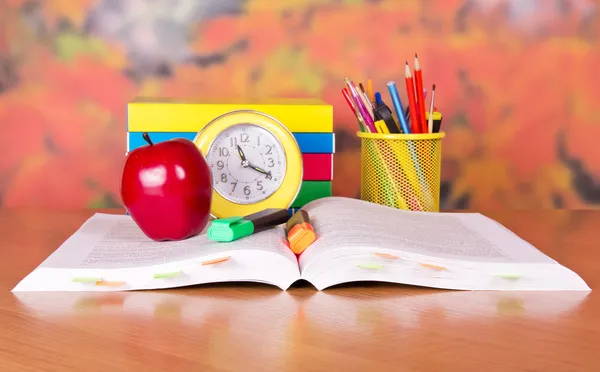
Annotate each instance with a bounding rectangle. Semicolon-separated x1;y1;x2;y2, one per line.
127;98;333;133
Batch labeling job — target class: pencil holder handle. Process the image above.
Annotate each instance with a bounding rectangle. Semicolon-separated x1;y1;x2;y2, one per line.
357;131;446;212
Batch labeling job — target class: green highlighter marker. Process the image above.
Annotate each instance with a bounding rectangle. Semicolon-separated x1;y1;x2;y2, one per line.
208;208;291;242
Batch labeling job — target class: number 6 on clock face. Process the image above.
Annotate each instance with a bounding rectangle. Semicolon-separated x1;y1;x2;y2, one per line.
207;123;286;204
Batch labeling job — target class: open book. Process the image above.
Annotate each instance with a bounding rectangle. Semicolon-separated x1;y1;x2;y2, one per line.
12;197;591;292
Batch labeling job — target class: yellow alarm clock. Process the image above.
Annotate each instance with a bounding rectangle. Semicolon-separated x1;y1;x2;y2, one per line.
193;110;303;218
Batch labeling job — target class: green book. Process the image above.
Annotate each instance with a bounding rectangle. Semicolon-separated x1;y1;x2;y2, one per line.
292;181;332;208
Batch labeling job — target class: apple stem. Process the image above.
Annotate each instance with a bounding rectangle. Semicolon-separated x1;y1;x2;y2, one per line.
142;132;154;146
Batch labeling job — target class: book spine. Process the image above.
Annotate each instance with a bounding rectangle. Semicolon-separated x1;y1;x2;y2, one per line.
127;103;333;132
127;132;335;154
302;154;333;181
291;181;332;208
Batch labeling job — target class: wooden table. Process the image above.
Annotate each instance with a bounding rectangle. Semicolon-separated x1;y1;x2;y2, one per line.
1;209;599;371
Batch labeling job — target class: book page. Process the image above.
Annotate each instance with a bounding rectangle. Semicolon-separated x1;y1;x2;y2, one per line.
38;213;298;270
299;197;556;271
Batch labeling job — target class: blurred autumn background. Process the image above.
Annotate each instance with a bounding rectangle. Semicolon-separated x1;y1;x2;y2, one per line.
1;0;599;210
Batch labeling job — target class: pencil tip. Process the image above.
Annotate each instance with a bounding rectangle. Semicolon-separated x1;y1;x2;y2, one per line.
405;60;409;65
415;52;418;58
432;84;436;90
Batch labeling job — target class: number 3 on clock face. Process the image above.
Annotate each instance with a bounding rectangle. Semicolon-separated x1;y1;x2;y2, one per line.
206;123;286;204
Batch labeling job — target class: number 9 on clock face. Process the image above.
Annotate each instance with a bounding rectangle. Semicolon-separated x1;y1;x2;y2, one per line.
207;124;286;204
193;110;303;218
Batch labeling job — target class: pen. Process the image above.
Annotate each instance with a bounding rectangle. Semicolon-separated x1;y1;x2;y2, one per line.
358;83;375;121
375;92;383;106
342;88;365;132
346;77;376;132
208;208;290;242
342;88;355;113
386;81;410;134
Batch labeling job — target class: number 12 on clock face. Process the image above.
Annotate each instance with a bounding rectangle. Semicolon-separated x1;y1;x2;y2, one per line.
207;123;287;205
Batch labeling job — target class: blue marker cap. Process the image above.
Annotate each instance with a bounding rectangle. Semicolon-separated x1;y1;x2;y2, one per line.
375;92;383;106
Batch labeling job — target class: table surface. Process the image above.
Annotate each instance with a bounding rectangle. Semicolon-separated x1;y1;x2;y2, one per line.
1;208;599;371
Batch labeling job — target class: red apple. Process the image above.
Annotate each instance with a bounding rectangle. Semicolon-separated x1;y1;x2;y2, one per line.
120;133;212;241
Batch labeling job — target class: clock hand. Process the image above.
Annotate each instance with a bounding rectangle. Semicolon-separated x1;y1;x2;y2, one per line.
247;163;272;179
236;145;247;162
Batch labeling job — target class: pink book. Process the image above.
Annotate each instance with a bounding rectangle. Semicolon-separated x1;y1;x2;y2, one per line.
302;154;332;181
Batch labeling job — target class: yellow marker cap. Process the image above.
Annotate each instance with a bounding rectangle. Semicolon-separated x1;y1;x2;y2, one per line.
374;120;390;134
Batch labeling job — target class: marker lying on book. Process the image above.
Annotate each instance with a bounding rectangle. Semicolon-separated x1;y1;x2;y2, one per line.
285;210;316;254
208;208;290;242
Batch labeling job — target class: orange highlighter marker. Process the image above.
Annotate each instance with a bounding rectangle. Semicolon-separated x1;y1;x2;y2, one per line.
285;210;316;254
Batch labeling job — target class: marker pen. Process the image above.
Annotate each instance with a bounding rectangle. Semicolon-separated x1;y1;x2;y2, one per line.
285;210;316;254
208;208;290;242
373;103;400;133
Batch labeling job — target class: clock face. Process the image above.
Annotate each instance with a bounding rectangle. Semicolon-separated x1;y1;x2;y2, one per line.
206;123;287;204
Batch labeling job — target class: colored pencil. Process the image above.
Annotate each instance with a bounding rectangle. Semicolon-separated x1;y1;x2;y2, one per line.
414;53;427;133
358;83;375;121
366;79;375;103
404;62;420;134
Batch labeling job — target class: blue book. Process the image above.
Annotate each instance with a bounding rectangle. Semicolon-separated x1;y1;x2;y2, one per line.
127;132;335;154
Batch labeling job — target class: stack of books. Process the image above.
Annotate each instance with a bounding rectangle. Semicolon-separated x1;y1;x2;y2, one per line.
126;99;334;215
